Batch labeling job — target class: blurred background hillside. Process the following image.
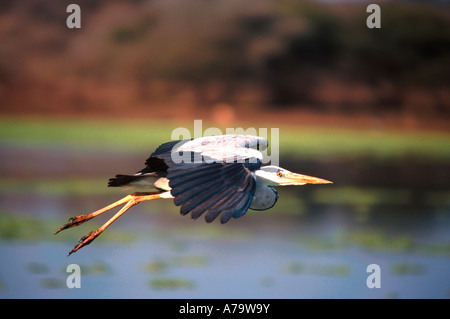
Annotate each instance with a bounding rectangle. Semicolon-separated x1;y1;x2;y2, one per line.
1;0;450;129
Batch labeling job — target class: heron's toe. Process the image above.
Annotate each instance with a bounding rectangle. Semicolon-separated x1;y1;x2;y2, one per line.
55;214;94;234
68;230;101;256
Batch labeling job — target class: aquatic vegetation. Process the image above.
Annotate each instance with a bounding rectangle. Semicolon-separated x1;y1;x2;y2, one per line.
40;277;66;289
174;255;209;267
385;291;399;299
0;178;109;196
343;231;415;252
296;229;450;257
78;262;112;275
26;262;49;275
260;276;275;288
149;278;195;290
2;118;450;160
0;215;53;241
417;242;450;257
296;235;347;250
312;187;412;208
0;213;138;245
283;261;349;276
143;260;169;274
296;229;435;255
143;255;207;290
279;125;450;160
0;118;172;152
391;263;427;275
143;255;209;274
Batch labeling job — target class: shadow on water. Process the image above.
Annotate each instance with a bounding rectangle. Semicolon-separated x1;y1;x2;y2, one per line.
0;142;449;298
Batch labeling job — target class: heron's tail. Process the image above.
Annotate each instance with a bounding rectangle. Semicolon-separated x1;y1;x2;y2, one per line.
108;175;141;187
108;171;164;189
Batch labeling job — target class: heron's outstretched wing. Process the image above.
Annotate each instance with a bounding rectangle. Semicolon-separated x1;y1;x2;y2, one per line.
173;134;268;151
167;157;258;223
150;134;267;165
146;135;266;223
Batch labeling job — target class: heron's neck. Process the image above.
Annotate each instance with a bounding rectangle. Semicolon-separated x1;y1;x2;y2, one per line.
250;179;279;211
254;169;278;186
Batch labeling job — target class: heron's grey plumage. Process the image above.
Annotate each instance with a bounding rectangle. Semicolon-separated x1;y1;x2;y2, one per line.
108;135;274;223
59;134;332;255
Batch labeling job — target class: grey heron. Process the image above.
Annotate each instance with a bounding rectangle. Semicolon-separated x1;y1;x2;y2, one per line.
56;134;332;255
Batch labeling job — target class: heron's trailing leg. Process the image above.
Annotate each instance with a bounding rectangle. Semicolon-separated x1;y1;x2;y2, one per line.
55;194;137;234
56;192;167;255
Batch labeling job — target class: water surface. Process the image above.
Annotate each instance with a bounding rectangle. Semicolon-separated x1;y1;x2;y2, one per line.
0;139;449;299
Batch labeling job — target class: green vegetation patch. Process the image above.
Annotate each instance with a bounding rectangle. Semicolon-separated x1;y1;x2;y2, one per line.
0;214;55;241
149;278;195;290
1;118;450;160
296;229;450;257
279;126;450;160
391;262;427;276
0;178;109;196
78;262;112;275
284;262;350;276
26;262;50;275
312;186;412;207
39;277;66;289
0;213;136;244
0;118;173;152
297;230;415;252
143;255;209;274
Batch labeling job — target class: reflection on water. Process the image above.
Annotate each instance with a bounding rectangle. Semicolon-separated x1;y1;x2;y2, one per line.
0;143;449;299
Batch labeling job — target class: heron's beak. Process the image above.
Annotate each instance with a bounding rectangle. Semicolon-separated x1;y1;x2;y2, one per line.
285;173;333;185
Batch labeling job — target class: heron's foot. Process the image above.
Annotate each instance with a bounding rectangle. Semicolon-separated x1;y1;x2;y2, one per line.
68;230;102;256
55;214;94;234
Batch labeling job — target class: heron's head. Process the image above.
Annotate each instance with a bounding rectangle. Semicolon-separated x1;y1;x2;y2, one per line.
256;166;332;187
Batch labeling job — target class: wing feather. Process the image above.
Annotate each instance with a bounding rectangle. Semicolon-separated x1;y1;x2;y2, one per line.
144;135;265;222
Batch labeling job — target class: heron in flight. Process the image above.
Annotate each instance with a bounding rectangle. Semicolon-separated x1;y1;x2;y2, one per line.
56;134;332;255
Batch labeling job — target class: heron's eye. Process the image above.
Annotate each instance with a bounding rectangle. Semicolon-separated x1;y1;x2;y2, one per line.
276;171;283;177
